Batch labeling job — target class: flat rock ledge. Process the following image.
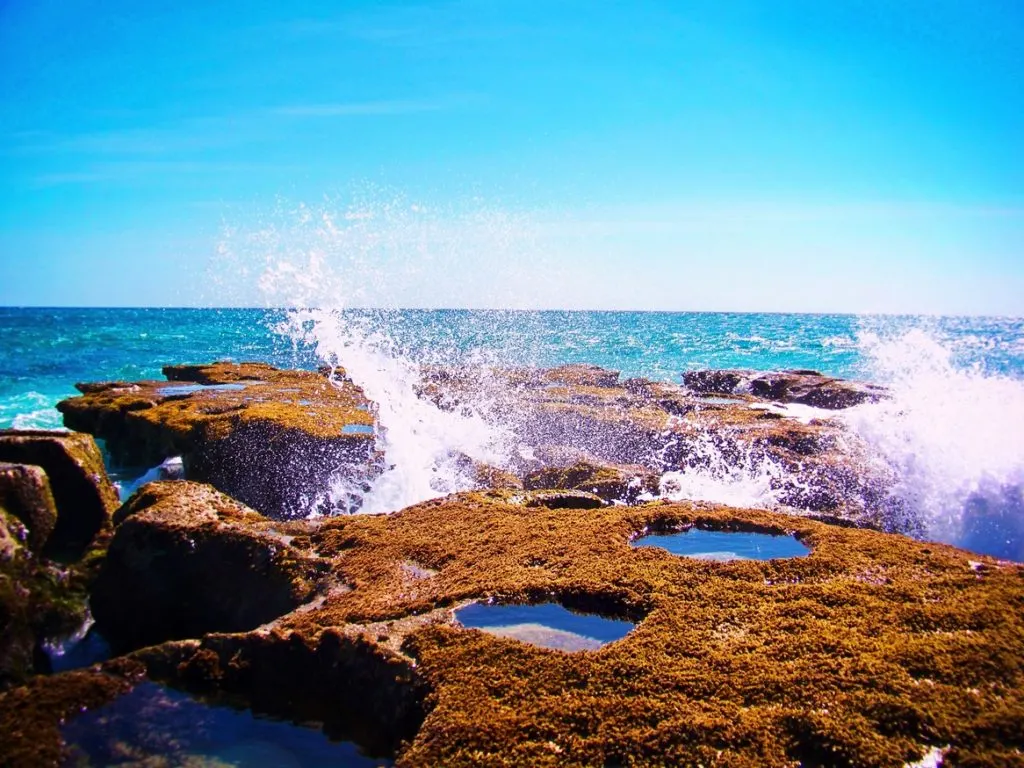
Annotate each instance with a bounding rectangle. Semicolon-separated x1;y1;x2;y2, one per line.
58;362;383;518
9;480;1019;767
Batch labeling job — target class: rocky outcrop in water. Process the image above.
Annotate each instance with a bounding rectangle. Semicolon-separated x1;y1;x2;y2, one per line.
11;481;1018;767
683;368;887;409
2;358;1023;766
421;363;895;524
0;430;119;688
58;362;383;518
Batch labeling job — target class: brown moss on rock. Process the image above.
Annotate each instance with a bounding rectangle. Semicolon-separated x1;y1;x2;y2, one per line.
92;481;330;653
524;460;659;503
122;483;1023;766
58;362;381;518
0;430;118;558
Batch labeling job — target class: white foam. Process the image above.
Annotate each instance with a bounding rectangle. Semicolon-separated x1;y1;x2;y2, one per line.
281;308;512;515
656;426;786;509
843;329;1024;559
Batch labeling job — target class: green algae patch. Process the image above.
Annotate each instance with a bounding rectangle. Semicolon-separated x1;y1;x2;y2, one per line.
116;484;1024;766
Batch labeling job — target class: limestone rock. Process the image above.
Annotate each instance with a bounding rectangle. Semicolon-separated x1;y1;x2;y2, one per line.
524;459;659;503
92;481;329;652
106;491;1024;767
58;362;382;518
0;462;57;553
0;430;118;557
683;368;887;409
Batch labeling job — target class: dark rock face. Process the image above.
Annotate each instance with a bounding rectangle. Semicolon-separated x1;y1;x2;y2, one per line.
0;434;118;688
0;430;118;557
58;362;383;518
92;482;329;653
683;368;887;409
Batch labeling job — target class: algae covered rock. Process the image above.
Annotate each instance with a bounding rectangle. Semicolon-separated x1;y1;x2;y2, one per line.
92;481;329;652
0;659;144;765
0;439;114;689
0;462;58;553
111;487;1023;767
0;429;118;557
58;362;382;518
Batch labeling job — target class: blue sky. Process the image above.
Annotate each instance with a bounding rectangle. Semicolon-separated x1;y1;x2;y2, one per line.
1;0;1021;313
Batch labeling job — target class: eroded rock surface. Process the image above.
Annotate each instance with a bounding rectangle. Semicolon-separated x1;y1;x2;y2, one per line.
0;432;120;688
0;462;58;553
58;362;382;518
70;482;1024;767
0;429;118;557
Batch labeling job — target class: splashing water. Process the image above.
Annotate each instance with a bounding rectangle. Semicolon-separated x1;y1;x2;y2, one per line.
655;424;788;509
844;328;1024;559
278;307;512;514
223;196;545;515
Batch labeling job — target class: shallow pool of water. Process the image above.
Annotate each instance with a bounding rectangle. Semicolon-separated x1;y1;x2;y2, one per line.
454;602;635;651
61;682;390;767
631;528;810;561
159;382;249;396
341;423;375;435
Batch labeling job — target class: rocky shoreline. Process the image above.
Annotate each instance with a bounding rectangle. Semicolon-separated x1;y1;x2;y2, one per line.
1;362;1021;766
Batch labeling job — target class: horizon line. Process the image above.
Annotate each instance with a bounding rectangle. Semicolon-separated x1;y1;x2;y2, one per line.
0;305;1021;320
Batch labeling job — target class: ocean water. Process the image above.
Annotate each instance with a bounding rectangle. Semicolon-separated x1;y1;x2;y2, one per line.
2;307;1023;559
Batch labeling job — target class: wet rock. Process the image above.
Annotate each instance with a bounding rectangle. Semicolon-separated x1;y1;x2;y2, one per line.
135;630;426;759
0;430;118;557
683;368;887;409
113;491;1024;766
58;362;382;518
92;481;329;653
0;520;95;689
422;364;895;523
521;489;607;509
0;462;57;553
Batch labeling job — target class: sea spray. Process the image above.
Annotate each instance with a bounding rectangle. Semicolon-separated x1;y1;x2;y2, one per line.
654;418;789;509
230;195;553;514
844;328;1024;559
277;307;513;514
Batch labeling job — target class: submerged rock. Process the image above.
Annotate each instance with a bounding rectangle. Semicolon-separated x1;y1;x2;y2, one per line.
58;362;383;518
97;488;1023;766
0;659;143;765
92;481;329;653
